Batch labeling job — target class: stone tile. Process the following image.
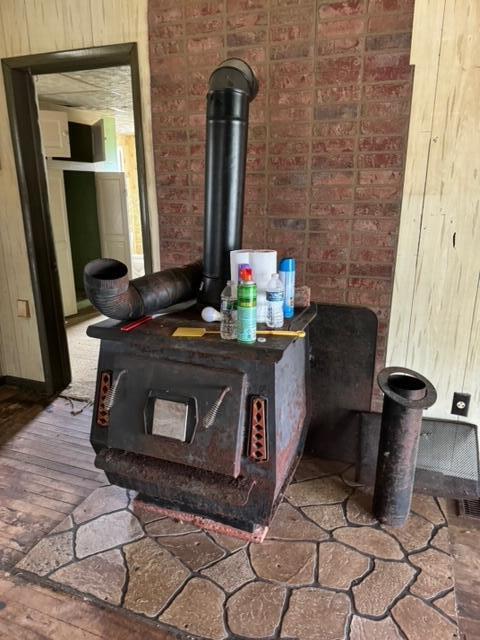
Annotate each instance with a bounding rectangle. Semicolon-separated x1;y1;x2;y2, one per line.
294;458;350;482
17;531;74;576
144;518;199;537
267;502;328;541
124;538;189;617
201;549;255;593
333;527;404;560
49;515;74;534
210;531;248;552
353;559;415;616
72;485;129;525
411;495;446;525
383;513;434;553
410;548;454;599
227;581;286;638
434;590;457;620
432;526;451;553
157;532;225;570
302;504;347;531
250;540;316;585
129;495;168;525
76;510;144;558
282;588;351;640
392;595;458;640
346;488;377;526
286;476;351;507
51;549;126;605
350;615;403;639
318;542;370;590
160;578;227;640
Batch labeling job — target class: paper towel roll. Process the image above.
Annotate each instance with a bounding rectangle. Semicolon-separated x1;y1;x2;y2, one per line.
230;249;252;283
250;250;277;292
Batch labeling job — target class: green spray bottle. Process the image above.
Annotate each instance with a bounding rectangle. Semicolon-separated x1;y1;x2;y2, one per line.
237;265;257;344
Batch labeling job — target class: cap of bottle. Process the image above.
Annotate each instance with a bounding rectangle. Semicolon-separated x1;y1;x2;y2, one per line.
239;265;253;282
279;257;296;272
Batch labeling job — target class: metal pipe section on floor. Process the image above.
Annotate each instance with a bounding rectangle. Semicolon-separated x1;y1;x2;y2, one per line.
372;367;437;527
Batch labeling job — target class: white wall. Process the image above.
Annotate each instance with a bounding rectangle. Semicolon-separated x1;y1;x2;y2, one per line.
387;0;480;428
0;0;159;382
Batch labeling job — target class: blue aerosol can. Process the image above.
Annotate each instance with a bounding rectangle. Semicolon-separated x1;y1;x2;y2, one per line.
279;258;295;319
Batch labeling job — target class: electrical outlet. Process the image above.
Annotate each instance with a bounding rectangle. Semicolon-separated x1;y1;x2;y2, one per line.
451;392;470;417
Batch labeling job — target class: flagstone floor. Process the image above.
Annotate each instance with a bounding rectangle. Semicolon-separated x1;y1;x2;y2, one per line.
15;459;458;640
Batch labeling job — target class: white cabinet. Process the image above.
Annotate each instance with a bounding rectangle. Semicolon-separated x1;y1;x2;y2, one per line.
39;110;70;158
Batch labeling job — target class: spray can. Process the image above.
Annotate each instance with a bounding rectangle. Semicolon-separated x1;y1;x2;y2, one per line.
279;258;295;319
237;265;257;344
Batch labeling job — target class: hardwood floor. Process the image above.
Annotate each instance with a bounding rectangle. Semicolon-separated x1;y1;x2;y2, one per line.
0;386;104;569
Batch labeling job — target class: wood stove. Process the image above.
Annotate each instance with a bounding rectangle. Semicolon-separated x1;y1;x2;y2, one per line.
84;59;316;539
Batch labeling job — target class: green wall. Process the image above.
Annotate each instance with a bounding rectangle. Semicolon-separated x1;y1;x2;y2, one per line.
63;171;101;300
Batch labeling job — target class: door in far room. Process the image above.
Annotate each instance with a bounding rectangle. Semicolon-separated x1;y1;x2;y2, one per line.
95;172;132;274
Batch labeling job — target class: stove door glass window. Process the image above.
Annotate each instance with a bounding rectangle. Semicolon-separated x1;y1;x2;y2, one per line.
151;398;189;441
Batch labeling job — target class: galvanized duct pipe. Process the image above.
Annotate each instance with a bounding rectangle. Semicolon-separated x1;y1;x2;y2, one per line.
199;58;258;306
83;258;202;321
372;367;437;527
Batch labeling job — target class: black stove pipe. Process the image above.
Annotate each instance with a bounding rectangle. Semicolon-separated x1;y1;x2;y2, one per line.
83;258;202;321
198;59;258;306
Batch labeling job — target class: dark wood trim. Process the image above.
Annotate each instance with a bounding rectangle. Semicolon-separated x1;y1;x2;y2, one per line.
2;43;153;395
0;375;49;395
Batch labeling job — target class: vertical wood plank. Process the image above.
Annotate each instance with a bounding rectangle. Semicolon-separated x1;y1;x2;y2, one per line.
0;0;30;57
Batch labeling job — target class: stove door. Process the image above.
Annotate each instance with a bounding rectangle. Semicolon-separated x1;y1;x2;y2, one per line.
104;350;248;477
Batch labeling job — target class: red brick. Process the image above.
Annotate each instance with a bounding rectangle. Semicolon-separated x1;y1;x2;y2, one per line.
316;56;362;84
188;69;210;95
313;121;357;136
154;145;188;159
311;186;354;201
270;60;314;89
358;169;402;185
156;129;188;144
309;287;347;304
347;289;390;306
355;185;401;200
364;81;411;101
270;140;310;154
156;158;189;172
318;0;366;18
369;0;413;12
270;106;312;122
348;277;391;290
364;52;411;82
354;202;399;217
227;0;268;11
365;32;411;51
227;29;267;46
359;135;402;151
368;13;413;33
269;156;309;171
362;99;410;118
269;218;307;230
316;84;361;104
317;36;362;55
349;263;392;277
150;4;184;25
227;11;267;28
157;202;189;216
314;103;359;121
311;170;354;185
313;138;355;153
157;173;189;187
151;39;184;56
360;117;407;135
157;187;190;202
312;154;354;169
270;90;314;106
270;42;314;59
270;122;312;138
307;247;348;261
310;203;354;217
307;261;348;275
306;275;348;288
269;186;308;202
269;173;308;186
228;44;267;62
352;231;396;247
152;112;188;128
352;219;398;232
309;219;351;232
186;16;224;34
271;5;314;24
358;152;402;168
150;23;185;39
185;0;223;18
150;74;186;95
187;35;225;53
317;18;365;38
308;231;351;248
350;247;395;263
270;23;313;41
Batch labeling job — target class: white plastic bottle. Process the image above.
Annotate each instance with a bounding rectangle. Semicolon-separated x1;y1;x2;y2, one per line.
266;273;284;328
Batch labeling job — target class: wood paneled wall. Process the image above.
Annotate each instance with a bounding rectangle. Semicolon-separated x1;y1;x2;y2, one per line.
0;0;159;382
387;0;480;426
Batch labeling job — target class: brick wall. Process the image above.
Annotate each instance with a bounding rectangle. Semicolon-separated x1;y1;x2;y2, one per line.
148;0;414;398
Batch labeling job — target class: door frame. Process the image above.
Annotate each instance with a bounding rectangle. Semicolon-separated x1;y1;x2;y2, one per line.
2;43;153;396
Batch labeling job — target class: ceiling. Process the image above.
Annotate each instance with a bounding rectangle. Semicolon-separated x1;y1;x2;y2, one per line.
34;66;134;135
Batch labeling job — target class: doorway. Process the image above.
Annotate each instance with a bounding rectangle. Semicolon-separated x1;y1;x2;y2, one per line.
2;44;153;396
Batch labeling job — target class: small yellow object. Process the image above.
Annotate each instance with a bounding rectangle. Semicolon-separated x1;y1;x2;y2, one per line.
172;327;305;339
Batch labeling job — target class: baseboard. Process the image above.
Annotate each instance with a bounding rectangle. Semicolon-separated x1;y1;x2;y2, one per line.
0;375;49;395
